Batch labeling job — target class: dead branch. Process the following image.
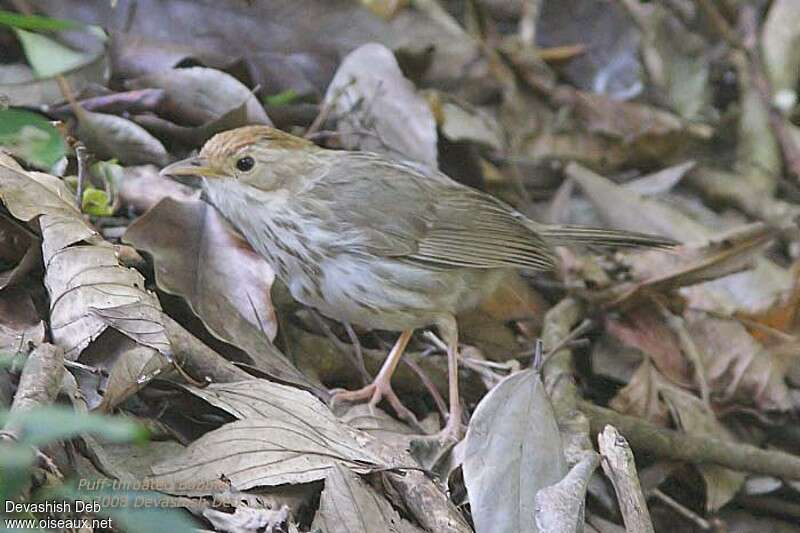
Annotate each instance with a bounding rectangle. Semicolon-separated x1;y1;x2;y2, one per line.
598;425;655;533
581;400;800;480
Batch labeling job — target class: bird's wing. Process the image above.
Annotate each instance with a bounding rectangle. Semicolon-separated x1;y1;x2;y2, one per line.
296;153;556;271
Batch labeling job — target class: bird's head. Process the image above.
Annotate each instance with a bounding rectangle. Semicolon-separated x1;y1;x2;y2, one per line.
161;125;321;192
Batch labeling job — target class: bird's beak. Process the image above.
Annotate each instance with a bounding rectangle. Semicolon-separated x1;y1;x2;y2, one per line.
160;156;226;179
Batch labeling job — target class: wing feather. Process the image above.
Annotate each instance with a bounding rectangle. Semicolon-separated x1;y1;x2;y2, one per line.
298;153;556;271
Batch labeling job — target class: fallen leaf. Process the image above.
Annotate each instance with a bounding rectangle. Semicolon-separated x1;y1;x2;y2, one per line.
661;385;746;511
117;165;199;214
74;108;169;166
0;160;170;409
122;198;314;390
686;312;791;412
463;369;567;533
324;43;437;168
0;287;45;351
149;404;393;492
311;464;423;533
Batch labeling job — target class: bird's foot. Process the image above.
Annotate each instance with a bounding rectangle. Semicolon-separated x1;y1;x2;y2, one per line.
436;416;465;446
331;378;419;427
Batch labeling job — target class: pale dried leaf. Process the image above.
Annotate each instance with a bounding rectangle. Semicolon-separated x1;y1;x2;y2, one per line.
463;369;567;533
127;67;270;127
324;43;437;168
149;416;392;493
311;464;424;533
661;386;746;511
75;109;169;166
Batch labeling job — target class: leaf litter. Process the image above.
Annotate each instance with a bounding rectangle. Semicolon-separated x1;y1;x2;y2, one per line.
2;1;800;532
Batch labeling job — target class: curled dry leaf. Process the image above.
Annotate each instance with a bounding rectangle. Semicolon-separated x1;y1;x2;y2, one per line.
126;67;271;144
150;380;395;493
685;312;791;412
463;369;568;533
0;288;46;352
608;308;791;415
74;108;170;166
0;160;172;408
568;163;791;314
127;67;270;128
311;464;424;533
122;198;316;390
324;43;437;168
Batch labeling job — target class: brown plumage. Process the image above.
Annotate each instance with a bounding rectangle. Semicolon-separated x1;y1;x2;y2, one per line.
162;125;674;441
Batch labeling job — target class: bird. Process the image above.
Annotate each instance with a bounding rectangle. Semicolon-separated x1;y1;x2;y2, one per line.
161;125;674;442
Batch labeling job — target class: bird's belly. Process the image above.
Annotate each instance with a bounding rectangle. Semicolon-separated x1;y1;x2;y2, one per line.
286;255;505;331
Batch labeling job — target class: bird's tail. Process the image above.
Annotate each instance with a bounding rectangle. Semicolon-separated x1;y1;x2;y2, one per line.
538;224;678;250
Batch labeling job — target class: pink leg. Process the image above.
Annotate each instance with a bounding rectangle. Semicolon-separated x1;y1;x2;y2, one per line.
331;330;418;425
437;315;464;443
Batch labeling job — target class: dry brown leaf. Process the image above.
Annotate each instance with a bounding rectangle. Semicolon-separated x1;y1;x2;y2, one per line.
661;386;746;511
122;198;313;389
324;43;437;168
149;381;396;492
312;464;423;533
74;109;170;166
0;287;45;351
605;309;690;386
0;160;171;409
609;359;672;426
686;312;792;412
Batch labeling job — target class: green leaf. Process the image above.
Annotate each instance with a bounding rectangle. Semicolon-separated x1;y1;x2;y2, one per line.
0;445;36;501
14;28;92;78
0;9;81;31
264;89;299;107
53;485;199;533
82;186;114;216
0;406;148;446
0;108;66;169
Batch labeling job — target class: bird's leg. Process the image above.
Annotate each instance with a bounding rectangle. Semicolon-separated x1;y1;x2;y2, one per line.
330;330;418;425
437;315;464;443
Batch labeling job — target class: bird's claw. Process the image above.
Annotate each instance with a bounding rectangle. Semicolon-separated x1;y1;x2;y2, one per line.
331;379;420;428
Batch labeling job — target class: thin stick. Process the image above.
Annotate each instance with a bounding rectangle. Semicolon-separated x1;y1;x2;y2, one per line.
651;489;710;530
74;142;90;208
344;323;370;385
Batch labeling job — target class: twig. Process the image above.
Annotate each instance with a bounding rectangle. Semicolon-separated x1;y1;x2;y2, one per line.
581;400;800;479
310;310;369;386
63;359;107;377
344;323;370;386
518;0;542;44
598;425;655;533
651;489;710;530
541;318;593;369
74;142;91;208
403;357;447;418
541;298;593;460
657;304;710;408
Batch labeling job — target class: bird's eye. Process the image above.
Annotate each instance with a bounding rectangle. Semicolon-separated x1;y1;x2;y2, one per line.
236;156;255;172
